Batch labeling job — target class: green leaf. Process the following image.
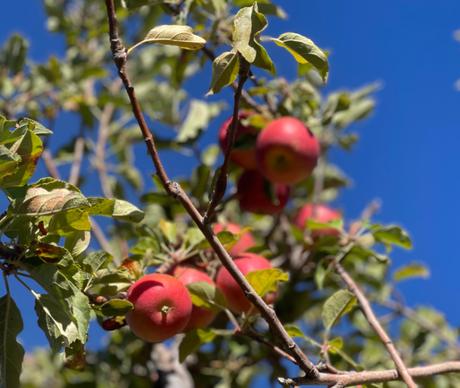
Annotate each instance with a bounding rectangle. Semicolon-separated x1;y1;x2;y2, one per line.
207;51;240;95
271;32;328;81
322;289;356;331
328;337;344;354
197;230;237;249
0;294;24;388
122;0;164;8
129;25;206;53
283;324;304;338
79;251;113;274
64;231;91;257
179;328;217;362
186;282;226;310
371;225;412;249
184;227;206;249
307;218;343;232
0;34;28;75
87;198;144;223
159;219;177;243
177;100;222;144
393;262;430;282
28;266;91;351
0;127;44;188
246;268;289;297
332;99;375;129
100;299;134;317
232;3;275;73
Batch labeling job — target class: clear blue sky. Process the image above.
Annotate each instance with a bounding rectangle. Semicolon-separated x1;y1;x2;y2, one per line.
1;0;460;361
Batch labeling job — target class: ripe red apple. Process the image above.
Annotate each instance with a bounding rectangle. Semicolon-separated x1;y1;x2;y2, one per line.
256;117;320;184
126;273;192;342
172;266;217;331
237;170;290;215
294;203;341;237
213;222;255;256
216;253;275;314
218;111;259;169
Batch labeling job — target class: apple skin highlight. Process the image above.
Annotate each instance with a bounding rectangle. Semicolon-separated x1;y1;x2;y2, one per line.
256;117;320;184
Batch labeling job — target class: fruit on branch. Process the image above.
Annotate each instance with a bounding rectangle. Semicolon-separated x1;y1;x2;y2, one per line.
237;170;290;215
213;222;255;256
126;273;192;342
218;111;259;169
294;203;341;237
256;117;320;184
216;253;275;314
172;266;217;330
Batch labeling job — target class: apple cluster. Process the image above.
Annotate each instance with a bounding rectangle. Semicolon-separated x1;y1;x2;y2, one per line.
219;113;320;215
125;227;273;342
124;116;343;343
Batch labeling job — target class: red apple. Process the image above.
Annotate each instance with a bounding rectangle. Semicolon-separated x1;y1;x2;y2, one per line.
237;170;290;215
256;117;320;184
294;203;341;237
213;222;255;256
216;253;275;314
218;111;259;169
172;266;217;331
126;273;192;342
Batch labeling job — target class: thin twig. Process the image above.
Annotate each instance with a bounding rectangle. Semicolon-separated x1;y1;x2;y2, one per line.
95;102;116;198
41;150;61;180
280;361;460;387
380;299;460;353
90;218;113;255
204;56;249;223
103;0;319;378
333;260;417;387
68;137;85;186
243;329;297;365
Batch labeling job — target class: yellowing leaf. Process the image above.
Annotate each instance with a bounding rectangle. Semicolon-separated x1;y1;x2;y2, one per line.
246;268;289;297
393;262;430;282
128;25;206;53
271;32;328;81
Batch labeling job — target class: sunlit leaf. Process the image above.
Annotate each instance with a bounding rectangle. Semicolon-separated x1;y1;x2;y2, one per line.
246;268;289;297
129;25;206;53
271;32;328;81
186;282;226;310
393;262;430;282
207;50;240;95
322;289;356;331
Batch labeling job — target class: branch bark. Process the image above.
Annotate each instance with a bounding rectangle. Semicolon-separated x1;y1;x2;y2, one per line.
279;361;460;387
333;260;417;387
103;0;319;378
204;56;249;222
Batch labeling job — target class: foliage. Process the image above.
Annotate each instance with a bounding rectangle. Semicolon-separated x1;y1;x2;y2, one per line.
0;1;458;388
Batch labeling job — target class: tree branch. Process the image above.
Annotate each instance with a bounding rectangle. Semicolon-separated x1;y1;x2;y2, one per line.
103;0;319;378
333;260;417;387
279;361;460;387
204;56;249;223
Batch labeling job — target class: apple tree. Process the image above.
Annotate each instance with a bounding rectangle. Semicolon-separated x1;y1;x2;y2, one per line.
1;1;459;387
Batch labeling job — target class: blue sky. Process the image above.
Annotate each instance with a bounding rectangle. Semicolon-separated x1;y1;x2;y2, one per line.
1;0;460;365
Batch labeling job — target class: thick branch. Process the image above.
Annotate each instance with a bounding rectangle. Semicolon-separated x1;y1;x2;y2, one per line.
280;361;460;387
333;260;417;387
103;0;318;378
